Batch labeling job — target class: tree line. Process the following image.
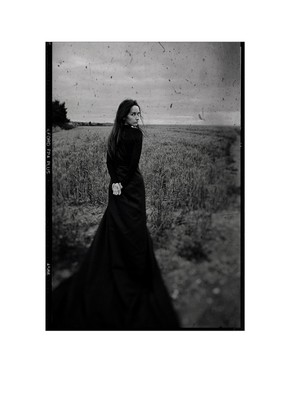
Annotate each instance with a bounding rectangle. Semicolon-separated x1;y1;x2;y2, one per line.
52;100;72;129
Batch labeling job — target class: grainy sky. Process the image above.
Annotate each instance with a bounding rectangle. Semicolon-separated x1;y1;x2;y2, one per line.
53;42;241;125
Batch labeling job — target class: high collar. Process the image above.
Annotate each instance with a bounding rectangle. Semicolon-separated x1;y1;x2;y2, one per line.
124;124;139;130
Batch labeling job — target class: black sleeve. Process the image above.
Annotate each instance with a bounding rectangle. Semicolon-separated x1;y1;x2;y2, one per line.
106;151;119;183
120;129;143;188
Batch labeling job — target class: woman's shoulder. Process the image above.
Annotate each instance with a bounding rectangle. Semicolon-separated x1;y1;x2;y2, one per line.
123;125;142;141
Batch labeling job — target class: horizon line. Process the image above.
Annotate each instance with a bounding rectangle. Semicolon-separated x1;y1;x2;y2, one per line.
71;121;241;127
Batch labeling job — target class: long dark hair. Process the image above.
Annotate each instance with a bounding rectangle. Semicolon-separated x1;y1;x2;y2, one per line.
107;99;143;158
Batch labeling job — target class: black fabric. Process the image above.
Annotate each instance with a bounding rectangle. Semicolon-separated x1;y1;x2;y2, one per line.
51;125;179;330
106;125;143;187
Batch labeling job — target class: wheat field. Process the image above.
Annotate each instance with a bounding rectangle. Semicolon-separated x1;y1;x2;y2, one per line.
52;124;241;328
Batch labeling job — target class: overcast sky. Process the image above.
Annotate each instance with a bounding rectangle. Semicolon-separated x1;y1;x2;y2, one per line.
52;42;241;125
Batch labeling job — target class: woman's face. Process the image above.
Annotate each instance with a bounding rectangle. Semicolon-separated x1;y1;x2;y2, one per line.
124;105;140;126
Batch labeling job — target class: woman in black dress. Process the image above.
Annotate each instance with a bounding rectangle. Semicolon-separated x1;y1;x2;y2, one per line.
51;99;179;330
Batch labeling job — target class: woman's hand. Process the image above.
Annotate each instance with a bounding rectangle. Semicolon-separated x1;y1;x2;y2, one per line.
112;182;123;195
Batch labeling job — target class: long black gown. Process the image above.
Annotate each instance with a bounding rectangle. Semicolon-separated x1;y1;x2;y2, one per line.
50;125;179;330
